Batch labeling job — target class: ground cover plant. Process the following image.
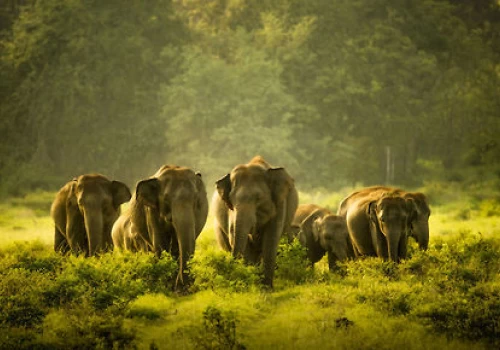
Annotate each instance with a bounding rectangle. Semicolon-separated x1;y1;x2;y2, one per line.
0;182;500;349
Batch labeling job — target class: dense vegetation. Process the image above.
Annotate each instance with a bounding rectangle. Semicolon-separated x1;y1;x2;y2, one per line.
1;2;500;348
1;183;500;349
1;0;500;196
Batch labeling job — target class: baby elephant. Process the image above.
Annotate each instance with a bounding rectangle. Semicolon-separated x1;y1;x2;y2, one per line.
292;204;354;270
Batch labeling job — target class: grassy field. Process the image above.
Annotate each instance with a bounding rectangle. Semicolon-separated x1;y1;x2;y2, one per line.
1;182;500;349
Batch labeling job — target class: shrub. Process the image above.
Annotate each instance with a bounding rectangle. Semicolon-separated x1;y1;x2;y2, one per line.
189;249;260;293
42;308;136;349
0;269;49;328
416;282;500;345
179;306;245;350
275;239;315;285
356;282;418;316
344;258;401;281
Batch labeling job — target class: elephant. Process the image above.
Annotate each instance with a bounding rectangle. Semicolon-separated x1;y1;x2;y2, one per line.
212;156;298;288
291;204;354;270
338;186;430;250
342;191;416;262
111;165;208;289
50;174;132;256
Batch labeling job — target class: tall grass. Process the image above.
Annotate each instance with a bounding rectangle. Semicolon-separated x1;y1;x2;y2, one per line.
1;183;499;349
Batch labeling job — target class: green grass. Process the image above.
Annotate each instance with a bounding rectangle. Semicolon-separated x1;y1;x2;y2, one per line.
1;184;500;349
0;191;54;245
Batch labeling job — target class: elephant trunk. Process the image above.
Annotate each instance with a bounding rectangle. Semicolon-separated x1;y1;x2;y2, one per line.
414;219;429;250
386;227;403;262
232;206;256;259
332;246;348;262
171;202;196;287
83;208;104;256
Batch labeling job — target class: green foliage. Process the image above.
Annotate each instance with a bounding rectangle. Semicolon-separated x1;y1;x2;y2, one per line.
189;248;260;293
478;199;500;217
1;0;498;194
4;190;500;347
181;305;245;350
275;239;315;285
0;269;48;328
0;242;178;348
42;308;136;350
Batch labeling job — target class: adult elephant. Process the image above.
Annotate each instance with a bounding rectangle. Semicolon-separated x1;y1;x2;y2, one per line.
112;165;208;289
338;186;430;250
291;204;354;270
50;174;131;256
212;156;298;288
343;191;415;262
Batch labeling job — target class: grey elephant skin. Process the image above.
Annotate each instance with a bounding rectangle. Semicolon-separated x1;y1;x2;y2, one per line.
338;186;430;250
292;204;354;270
112;165;208;289
51;174;132;256
340;189;416;262
212;156;299;288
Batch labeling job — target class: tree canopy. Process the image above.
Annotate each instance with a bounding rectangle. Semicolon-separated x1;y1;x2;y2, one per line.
1;0;499;195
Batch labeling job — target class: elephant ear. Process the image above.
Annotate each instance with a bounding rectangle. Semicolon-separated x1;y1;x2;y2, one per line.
66;179;79;207
194;172;206;193
216;174;233;210
406;192;431;217
136;178;161;208
301;209;323;242
267;167;293;204
367;201;378;223
194;172;207;207
111;181;132;208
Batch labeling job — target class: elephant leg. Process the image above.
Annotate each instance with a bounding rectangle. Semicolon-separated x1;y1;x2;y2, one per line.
54;228;69;254
261;203;286;288
243;236;261;264
371;227;388;259
170;233;179;260
66;215;87;255
327;251;338;271
103;222;114;253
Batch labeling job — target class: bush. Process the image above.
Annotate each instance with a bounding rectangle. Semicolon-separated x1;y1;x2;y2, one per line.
356;282;418;316
0;269;49;328
416;282;500;344
179;306;245;350
344;258;401;281
189;249;260;293
42;308;136;349
275;239;315;285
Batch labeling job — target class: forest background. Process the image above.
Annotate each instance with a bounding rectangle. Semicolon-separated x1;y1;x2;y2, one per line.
1;0;500;195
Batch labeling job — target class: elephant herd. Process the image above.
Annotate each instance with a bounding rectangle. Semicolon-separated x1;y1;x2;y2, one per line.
50;156;430;290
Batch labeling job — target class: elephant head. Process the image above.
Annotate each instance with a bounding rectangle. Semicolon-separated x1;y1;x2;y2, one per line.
300;210;350;263
135;165;208;287
403;192;430;250
66;174;131;256
215;156;296;287
216;165;291;256
367;194;415;262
